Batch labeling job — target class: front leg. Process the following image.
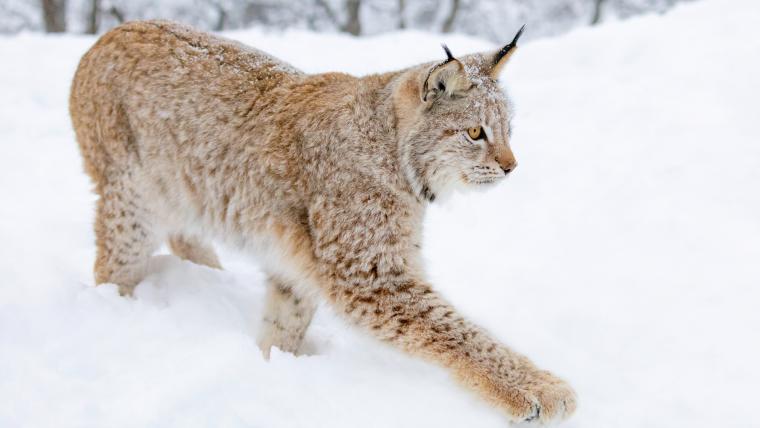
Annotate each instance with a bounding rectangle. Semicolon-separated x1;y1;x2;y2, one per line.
332;280;575;424
308;191;576;424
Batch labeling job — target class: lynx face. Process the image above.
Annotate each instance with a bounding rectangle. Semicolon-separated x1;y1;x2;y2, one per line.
395;36;523;201
412;74;516;196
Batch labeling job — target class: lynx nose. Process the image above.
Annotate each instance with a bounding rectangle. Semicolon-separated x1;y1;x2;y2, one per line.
496;151;517;175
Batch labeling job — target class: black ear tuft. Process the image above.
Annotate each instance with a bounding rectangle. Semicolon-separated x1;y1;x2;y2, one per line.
421;43;467;102
493;24;526;67
513;24;526;44
441;44;455;63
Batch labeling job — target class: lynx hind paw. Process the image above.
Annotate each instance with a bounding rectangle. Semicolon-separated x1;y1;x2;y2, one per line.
512;373;576;426
257;315;312;360
117;283;137;297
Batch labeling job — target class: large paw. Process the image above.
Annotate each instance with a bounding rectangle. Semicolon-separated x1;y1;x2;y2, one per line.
465;365;575;426
501;370;576;426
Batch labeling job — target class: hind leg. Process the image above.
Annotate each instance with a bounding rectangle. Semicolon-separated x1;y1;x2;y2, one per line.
168;234;221;269
94;177;160;296
257;276;317;359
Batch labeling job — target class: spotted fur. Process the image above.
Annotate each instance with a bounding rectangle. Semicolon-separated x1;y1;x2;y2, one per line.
70;20;575;425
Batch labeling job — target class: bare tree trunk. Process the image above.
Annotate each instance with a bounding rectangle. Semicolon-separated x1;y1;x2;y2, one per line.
211;1;227;31
108;5;125;24
441;0;460;33
85;0;100;34
42;0;66;33
397;0;406;29
591;0;606;25
341;0;361;36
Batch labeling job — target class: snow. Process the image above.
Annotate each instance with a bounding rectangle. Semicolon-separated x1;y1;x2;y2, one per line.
1;0;759;427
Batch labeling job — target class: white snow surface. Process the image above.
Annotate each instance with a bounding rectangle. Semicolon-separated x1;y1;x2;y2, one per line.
1;1;759;427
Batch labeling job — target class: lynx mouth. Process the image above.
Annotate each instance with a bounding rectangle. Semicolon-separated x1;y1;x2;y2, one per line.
464;176;502;186
462;170;504;186
471;178;499;185
461;166;507;186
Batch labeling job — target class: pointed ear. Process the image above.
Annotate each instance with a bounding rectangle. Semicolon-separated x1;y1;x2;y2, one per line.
421;45;470;102
490;24;525;78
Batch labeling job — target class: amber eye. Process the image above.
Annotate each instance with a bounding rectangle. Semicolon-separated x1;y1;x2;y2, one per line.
467;126;484;140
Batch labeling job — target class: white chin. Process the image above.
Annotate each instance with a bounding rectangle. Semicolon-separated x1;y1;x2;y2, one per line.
425;175;463;202
429;177;502;203
429;175;502;202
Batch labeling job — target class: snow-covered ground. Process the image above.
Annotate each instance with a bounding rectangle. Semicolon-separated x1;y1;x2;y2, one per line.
1;0;759;427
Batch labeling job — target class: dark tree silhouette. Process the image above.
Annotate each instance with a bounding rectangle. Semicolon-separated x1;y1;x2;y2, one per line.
41;0;66;33
342;0;362;35
442;0;460;33
85;0;100;34
591;0;606;25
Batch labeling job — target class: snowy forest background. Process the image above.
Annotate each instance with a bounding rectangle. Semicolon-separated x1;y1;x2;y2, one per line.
3;0;692;41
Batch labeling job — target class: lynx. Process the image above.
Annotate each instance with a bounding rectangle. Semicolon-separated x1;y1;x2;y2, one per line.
70;21;576;424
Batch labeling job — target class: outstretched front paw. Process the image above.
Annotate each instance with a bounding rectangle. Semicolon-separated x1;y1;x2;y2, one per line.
465;364;576;426
499;370;576;426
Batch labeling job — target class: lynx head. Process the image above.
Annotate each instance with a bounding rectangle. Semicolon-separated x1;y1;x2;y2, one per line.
393;26;525;202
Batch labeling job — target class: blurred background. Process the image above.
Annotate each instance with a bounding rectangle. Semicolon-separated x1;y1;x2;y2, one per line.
3;0;693;41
